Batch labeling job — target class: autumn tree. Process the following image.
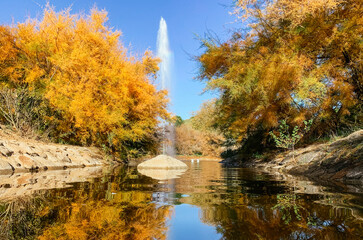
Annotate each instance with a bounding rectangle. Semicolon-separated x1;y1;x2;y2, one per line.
174;100;225;157
189;99;220;133
0;5;168;158
198;0;362;145
174;116;184;127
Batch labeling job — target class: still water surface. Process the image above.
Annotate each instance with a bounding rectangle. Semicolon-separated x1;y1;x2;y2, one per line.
1;161;363;239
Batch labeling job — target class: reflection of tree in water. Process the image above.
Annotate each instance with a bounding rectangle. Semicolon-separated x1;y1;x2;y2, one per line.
189;167;363;239
0;167;173;240
197;193;363;239
272;194;303;224
0;195;48;240
39;201;171;240
2;163;363;240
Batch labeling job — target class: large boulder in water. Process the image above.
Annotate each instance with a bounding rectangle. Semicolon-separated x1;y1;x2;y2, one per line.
137;155;187;169
137;168;187;180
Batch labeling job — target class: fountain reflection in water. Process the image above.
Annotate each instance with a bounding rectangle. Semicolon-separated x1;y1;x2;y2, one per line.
157;17;175;156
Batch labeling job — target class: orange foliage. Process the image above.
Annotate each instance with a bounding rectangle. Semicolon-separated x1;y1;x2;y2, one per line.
199;0;362;141
175;124;224;157
175;100;225;157
0;5;168;156
39;201;171;240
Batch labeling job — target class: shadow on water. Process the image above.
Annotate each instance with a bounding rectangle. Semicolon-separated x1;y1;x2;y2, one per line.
0;161;362;239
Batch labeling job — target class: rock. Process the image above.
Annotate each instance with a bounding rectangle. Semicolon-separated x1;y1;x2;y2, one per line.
0;146;13;157
137;168;187;180
61;154;72;163
26;152;39;157
137;155;188;180
0;161;13;173
0;134;106;173
296;151;326;165
264;130;363;183
330;130;363;147
0;166;103;201
137;155;187;169
346;167;363;179
18;155;36;169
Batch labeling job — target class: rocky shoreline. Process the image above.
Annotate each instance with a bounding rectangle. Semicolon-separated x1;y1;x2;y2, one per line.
0;129;106;174
0;166;105;201
222;130;363;186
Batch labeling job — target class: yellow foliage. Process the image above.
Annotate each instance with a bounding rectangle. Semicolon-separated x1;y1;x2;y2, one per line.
234;0;342;26
174;100;225;157
175;123;224;157
199;0;362;140
0;5;168;156
39;200;172;240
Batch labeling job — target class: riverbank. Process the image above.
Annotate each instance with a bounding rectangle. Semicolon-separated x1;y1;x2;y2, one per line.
222;130;363;186
0;166;104;201
0;126;107;174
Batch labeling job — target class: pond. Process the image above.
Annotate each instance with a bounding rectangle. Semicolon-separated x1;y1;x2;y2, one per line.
0;161;362;239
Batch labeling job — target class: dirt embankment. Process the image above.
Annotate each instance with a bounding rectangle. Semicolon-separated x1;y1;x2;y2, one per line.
0;127;107;174
222;130;363;184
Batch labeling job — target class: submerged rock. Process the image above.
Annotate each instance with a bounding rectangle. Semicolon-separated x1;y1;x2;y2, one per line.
137;155;187;169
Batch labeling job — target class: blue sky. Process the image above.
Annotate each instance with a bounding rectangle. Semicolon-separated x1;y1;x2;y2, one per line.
0;0;237;120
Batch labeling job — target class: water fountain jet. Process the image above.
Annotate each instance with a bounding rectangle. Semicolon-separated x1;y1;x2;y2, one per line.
137;17;187;175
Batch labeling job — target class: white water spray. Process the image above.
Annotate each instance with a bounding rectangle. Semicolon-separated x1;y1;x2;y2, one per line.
157;17;172;91
157;17;175;156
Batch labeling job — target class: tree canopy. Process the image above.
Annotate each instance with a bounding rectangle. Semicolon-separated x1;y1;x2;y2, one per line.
198;0;362;142
0;5;168;158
